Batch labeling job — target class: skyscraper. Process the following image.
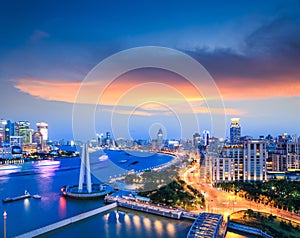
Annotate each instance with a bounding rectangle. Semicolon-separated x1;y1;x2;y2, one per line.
36;122;48;141
157;128;164;149
230;118;241;144
202;130;210;146
193;132;201;148
18;121;32;144
0;119;7;145
243;139;267;181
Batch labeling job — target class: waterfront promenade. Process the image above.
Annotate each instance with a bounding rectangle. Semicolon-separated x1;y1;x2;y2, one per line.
105;195;186;219
15;196;224;238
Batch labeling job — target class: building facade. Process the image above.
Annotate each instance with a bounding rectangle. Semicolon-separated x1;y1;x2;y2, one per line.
230;118;241;144
206;139;267;183
243;139;267;181
272;141;300;171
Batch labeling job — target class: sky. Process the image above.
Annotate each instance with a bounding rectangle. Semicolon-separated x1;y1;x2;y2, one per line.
0;0;300;140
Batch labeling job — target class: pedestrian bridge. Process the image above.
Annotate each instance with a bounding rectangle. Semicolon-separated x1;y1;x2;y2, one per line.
187;212;223;238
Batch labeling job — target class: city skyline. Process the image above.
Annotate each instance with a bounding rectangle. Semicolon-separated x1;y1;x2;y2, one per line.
1;1;300;140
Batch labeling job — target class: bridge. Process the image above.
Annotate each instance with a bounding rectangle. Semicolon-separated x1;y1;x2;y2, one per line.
15;203;117;238
187;212;224;238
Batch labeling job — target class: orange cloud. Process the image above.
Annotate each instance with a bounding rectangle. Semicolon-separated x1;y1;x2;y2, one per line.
16;73;297;117
217;76;300;100
14;78;79;102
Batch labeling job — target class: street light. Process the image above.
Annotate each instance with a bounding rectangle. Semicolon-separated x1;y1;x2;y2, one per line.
3;211;7;238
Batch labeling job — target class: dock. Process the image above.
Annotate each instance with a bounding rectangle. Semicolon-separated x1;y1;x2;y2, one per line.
15;203;117;238
105;194;199;220
2;191;31;203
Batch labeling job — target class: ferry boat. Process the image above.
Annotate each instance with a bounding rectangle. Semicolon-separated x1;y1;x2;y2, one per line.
0;164;21;170
34;160;60;167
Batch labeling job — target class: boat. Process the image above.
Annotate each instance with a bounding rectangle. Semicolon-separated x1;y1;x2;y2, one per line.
34;160;60;167
2;190;31;203
98;155;108;161
32;194;41;199
0;164;21;170
118;159;128;164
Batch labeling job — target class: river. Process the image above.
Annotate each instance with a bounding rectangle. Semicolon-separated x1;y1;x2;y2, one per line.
0;149;254;237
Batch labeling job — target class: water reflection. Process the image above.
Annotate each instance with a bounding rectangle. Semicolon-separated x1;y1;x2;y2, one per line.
166;222;175;236
132;214;142;232
154;220;163;236
58;196;66;218
24;198;30;211
124;213;131;231
143;217;151;232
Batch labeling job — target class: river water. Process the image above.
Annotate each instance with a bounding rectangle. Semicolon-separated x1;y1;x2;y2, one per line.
0;149;253;237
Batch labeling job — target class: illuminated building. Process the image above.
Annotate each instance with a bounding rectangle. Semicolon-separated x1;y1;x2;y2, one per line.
0;119;7;145
230;118;241;144
157;128;164;149
18;121;32;143
243;139;267;181
10;136;23;159
32;132;43;150
202;130;210;146
36;122;48;141
207;139;267;183
210;144;244;182
105;132;111;146
193;132;201;147
5;120;15;143
272;140;300;171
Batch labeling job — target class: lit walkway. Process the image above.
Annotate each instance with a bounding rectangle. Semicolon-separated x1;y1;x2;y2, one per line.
187;212;223;238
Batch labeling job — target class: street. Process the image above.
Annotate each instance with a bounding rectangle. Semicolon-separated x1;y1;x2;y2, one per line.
182;165;300;224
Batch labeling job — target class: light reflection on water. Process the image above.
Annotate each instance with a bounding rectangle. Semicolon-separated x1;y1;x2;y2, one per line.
58;196;66;218
24;198;30;211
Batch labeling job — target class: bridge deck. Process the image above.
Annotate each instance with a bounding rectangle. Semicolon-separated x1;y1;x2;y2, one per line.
187;212;223;238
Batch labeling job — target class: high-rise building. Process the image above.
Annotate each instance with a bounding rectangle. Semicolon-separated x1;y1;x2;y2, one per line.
0;119;7;146
32;132;43;150
207;139;267;183
18;121;32;143
202;130;210;146
105;132;111;146
243;139;267;181
208;144;244;183
157;128;164;149
230;118;241;144
272;140;300;171
5;120;15;143
193;132;201;148
36;122;48;141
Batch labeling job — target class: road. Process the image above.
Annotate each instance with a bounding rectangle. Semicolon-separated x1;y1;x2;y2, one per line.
182;166;300;224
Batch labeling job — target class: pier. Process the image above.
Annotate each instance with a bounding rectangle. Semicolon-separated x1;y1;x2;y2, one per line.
14;203;117;238
2;190;31;203
104;194;200;220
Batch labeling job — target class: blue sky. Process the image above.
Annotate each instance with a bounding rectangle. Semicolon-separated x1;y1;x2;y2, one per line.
0;0;300;140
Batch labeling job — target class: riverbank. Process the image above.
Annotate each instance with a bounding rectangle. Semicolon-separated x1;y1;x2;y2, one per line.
229;209;300;238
